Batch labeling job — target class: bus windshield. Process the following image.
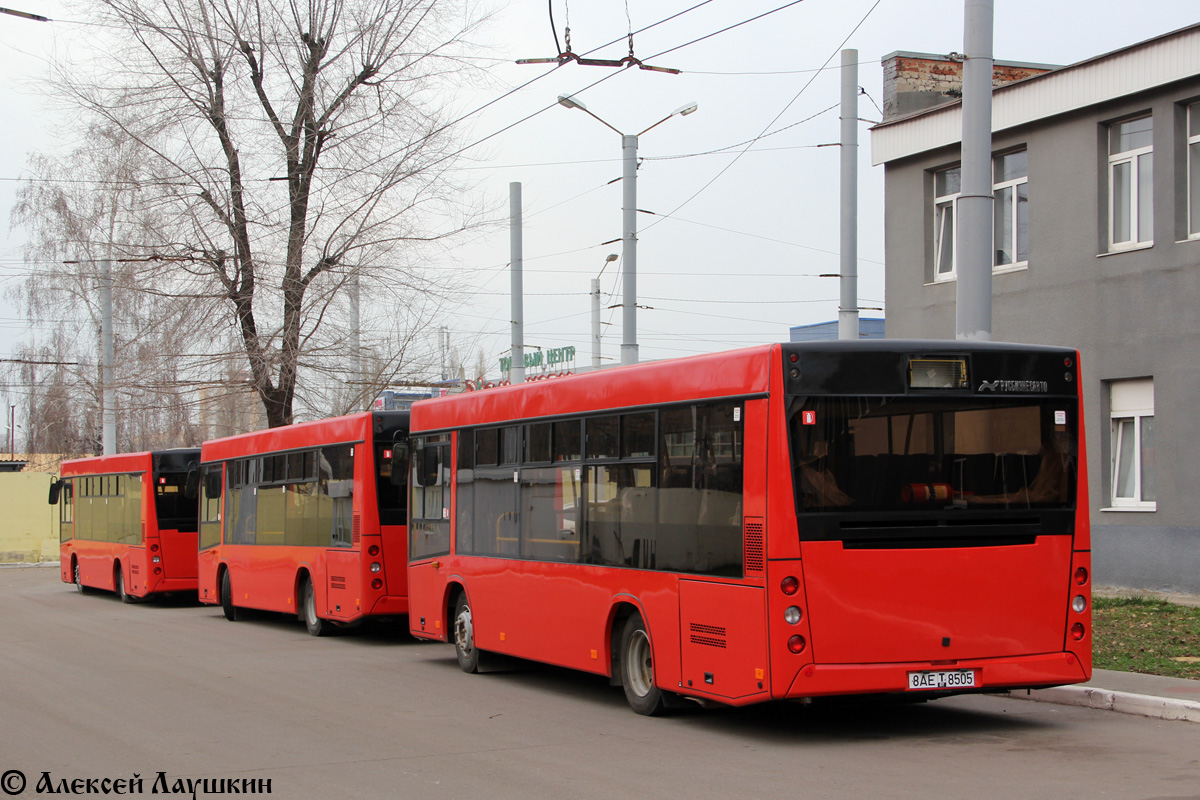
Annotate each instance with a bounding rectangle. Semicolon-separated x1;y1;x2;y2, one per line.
789;396;1077;513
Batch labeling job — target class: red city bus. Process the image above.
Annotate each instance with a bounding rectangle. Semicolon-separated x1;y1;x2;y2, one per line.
54;449;201;601
197;411;410;635
407;341;1091;714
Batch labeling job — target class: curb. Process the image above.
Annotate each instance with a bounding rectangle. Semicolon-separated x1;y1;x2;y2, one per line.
1005;685;1200;723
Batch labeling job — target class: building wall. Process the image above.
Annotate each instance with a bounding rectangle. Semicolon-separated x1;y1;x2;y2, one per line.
881;79;1200;593
0;473;58;563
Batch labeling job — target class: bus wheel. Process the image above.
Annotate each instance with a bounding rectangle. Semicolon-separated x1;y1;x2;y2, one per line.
302;576;328;637
453;593;481;674
620;613;667;716
115;566;133;604
73;560;86;594
220;570;240;622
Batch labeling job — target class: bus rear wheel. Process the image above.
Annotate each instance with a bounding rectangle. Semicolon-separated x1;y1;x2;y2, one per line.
453;593;481;673
73;560;86;594
302;576;328;637
220;569;239;621
620;613;667;716
115;565;133;604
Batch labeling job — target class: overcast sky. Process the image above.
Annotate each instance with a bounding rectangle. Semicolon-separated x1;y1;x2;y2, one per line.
1;0;1196;396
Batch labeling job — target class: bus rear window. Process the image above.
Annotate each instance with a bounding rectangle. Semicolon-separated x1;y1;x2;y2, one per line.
790;397;1076;513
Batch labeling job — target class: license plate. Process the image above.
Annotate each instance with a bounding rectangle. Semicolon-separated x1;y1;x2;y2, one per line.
907;669;976;690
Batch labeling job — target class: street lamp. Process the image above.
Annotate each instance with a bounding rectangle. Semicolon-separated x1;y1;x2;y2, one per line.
592;253;619;369
558;95;698;365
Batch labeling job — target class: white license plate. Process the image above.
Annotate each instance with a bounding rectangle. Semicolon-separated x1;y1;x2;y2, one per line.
907;669;976;691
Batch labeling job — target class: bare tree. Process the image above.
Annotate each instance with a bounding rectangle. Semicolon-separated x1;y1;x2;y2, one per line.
40;0;488;428
8;121;222;453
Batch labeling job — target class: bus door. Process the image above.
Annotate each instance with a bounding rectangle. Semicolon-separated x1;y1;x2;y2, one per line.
375;436;410;596
678;580;769;702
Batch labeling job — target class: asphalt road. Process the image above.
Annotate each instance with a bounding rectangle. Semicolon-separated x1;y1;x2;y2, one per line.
2;566;1198;800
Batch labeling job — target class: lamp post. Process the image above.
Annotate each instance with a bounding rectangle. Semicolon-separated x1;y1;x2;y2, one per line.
592;253;619;369
558;95;698;366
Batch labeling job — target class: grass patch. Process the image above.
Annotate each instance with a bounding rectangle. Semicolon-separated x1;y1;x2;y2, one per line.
1092;596;1200;680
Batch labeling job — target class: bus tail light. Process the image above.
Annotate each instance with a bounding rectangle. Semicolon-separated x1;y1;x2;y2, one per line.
368;545;380;557
780;576;799;596
1074;567;1088;586
371;578;383;590
1070;623;1086;641
150;543;160;553
153;567;162;575
787;635;807;654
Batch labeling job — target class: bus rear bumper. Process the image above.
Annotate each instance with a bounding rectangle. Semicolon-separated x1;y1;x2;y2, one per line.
365;595;409;616
781;652;1088;699
144;577;199;595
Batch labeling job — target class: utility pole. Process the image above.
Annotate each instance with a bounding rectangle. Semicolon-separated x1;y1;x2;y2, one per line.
101;258;115;455
349;273;362;406
510;182;525;383
620;134;639;365
956;0;995;340
838;48;860;341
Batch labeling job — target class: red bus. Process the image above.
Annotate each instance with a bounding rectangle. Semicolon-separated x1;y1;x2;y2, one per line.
197;411;410;635
406;341;1091;714
53;449;201;601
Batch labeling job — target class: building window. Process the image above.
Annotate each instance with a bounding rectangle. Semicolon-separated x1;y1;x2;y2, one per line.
933;166;960;280
1188;102;1200;239
1108;378;1155;510
932;151;1029;281
993;149;1028;267
1108;115;1153;250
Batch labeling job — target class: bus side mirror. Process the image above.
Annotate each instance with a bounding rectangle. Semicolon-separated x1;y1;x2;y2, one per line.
391;443;410;486
48;479;63;505
184;466;200;499
204;470;223;500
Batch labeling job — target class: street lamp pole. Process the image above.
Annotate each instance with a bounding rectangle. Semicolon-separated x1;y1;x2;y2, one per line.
593;253;618;369
558;96;697;366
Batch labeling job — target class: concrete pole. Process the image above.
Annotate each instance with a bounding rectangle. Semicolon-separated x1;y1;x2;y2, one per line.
591;278;602;369
510;182;525;383
100;259;115;454
838;48;860;341
956;0;994;341
621;134;639;366
349;273;362;406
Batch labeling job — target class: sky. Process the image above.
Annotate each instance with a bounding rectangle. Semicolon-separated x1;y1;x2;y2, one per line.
1;0;1197;400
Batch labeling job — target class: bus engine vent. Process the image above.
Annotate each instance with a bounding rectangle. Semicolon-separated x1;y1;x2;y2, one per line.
352;514;362;545
690;623;727;649
744;517;765;574
330;576;347;590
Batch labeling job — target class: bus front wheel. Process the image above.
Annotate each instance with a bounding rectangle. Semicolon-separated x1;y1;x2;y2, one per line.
302;576;328;637
620;613;667;716
220;570;240;621
453;593;481;674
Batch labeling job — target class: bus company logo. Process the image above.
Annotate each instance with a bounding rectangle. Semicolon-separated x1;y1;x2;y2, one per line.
978;379;1049;393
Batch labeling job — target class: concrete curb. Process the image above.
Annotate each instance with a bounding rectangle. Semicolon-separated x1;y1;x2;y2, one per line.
1005;685;1200;723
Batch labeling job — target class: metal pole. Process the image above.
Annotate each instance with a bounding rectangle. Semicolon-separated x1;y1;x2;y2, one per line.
100;258;116;454
838;48;860;341
591;278;602;369
956;0;994;341
510;182;525;383
621;134;639;365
